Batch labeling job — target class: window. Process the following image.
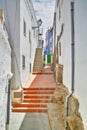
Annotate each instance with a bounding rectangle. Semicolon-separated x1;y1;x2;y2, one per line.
33;29;35;38
23;20;26;36
29;30;31;58
29;30;31;43
58;0;64;20
59;4;61;20
22;55;25;70
29;63;31;73
57;0;59;8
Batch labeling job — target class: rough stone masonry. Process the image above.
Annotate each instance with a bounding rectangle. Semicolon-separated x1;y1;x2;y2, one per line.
49;64;84;130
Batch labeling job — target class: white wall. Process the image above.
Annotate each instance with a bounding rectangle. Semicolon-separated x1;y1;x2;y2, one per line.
20;0;38;86
0;0;21;88
0;22;11;130
3;0;20;55
55;0;87;129
75;1;87;129
0;0;38;88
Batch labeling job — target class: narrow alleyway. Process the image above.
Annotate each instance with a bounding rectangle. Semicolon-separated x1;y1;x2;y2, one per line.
19;113;50;130
11;65;56;130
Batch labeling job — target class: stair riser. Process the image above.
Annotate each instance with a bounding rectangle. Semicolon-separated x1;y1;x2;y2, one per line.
33;48;43;72
23;99;51;103
12;109;47;113
23;88;55;90
24;95;51;99
32;72;53;75
24;91;54;94
12;104;47;108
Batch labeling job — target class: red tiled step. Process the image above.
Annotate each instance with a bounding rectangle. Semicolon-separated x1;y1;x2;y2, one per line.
12;103;47;108
12;66;56;113
23;98;51;103
23;90;54;94
23;87;55;91
32;72;53;75
12;107;47;113
24;94;52;99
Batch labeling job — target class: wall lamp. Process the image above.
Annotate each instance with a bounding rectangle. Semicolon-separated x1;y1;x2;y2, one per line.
32;19;42;29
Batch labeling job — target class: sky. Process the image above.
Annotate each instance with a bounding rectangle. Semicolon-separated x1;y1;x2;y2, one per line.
32;0;56;37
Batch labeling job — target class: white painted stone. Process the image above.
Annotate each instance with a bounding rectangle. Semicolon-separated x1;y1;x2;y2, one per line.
0;22;11;130
0;0;38;88
54;0;87;129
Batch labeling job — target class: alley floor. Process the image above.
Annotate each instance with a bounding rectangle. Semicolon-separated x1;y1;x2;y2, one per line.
10;113;51;130
10;66;56;130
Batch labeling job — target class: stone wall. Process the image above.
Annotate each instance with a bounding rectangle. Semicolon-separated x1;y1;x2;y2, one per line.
55;64;63;84
0;11;11;130
51;63;84;130
67;96;84;130
51;83;84;130
54;1;87;128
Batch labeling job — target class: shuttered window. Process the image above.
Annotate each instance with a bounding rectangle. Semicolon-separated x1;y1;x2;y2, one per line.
22;55;25;70
23;20;26;37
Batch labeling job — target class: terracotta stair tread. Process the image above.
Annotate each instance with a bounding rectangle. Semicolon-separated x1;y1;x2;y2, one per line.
12;103;47;108
23;98;51;103
12;107;47;113
32;72;53;75
24;94;52;99
12;84;55;113
23;90;54;94
23;87;55;90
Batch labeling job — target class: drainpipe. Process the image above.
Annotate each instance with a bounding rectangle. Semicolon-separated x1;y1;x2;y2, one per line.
6;72;13;130
65;1;75;129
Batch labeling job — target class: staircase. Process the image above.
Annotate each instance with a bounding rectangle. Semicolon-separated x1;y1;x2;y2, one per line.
33;48;43;72
12;87;55;113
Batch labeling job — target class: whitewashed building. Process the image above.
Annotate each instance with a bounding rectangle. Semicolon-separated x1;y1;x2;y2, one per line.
0;10;11;130
0;0;38;89
54;0;87;129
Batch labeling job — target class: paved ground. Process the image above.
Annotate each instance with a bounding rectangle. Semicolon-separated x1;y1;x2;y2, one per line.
10;66;56;130
9;112;25;130
10;112;51;130
29;67;56;88
19;113;51;130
